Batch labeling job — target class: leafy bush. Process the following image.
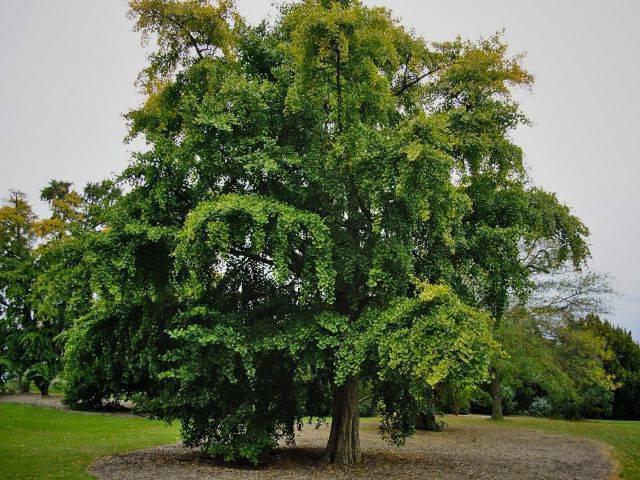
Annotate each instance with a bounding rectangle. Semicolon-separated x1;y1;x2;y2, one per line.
358;398;377;417
1;378;20;394
438;383;473;415
579;386;614;419
529;396;553;418
49;376;67;395
501;385;518;415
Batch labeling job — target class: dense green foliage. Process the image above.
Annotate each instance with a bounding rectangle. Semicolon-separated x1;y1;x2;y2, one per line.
0;403;180;480
1;0;634;467
62;0;506;463
0;192;39;393
576;314;640;419
436;312;617;420
0;181;121;397
405;260;619;421
490;273;620;419
495;309;615;419
438;277;620;420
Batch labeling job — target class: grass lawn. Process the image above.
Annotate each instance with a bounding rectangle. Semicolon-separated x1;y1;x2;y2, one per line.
445;415;640;480
0;403;180;480
1;402;639;480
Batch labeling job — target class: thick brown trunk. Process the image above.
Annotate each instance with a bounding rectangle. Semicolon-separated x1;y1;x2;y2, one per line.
491;375;503;420
416;411;445;431
416;398;445;431
322;376;361;464
35;380;49;397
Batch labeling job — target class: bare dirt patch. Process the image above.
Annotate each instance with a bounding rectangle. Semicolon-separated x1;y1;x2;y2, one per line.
91;420;614;480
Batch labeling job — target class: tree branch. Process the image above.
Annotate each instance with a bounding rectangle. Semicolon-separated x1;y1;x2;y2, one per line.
228;247;274;266
393;64;445;96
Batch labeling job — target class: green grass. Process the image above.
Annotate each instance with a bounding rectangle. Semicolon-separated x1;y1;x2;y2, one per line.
0;403;180;480
444;414;640;480
1;403;639;480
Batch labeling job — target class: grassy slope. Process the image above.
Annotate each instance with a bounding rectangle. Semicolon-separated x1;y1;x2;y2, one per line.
0;403;180;480
444;415;640;480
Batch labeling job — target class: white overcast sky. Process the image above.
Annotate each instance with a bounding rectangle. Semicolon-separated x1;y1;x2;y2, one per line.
1;1;638;339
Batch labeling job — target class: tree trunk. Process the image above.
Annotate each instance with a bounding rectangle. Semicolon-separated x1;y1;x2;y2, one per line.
322;376;361;464
491;375;503;420
35;380;50;397
416;411;445;431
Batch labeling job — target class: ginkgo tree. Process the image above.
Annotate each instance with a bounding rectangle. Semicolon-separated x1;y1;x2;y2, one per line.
57;0;587;465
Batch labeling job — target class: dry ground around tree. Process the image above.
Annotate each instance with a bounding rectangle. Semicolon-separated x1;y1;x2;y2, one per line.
91;418;615;480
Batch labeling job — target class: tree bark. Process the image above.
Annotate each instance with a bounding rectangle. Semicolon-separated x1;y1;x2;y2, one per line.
35;379;50;397
490;375;504;420
416;411;445;431
416;398;445;431
322;376;361;464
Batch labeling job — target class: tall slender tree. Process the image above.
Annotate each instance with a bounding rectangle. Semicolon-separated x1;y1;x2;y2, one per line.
30;180;121;400
0;191;37;392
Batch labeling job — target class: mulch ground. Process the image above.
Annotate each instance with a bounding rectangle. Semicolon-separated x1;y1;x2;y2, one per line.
91;419;615;480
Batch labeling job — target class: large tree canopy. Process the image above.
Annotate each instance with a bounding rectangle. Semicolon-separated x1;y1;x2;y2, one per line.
52;0;590;465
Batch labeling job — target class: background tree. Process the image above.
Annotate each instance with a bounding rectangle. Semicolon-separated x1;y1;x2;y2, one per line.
553;320;615;418
0;179;118;397
529;270;614;326
0;191;37;393
497;308;615;418
528;271;616;417
576;314;640;419
30;180;122;403
25;180;89;396
420;34;591;420
462;271;616;419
